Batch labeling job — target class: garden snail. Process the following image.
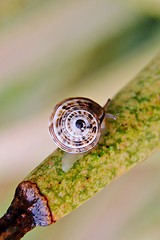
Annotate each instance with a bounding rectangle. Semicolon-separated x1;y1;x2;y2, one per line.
49;97;116;154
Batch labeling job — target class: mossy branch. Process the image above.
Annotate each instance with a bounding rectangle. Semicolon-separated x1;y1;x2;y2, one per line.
0;53;160;239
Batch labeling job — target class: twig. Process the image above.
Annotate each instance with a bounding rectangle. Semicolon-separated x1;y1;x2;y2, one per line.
0;53;160;239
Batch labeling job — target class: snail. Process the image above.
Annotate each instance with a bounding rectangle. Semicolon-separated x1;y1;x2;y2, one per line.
49;97;116;154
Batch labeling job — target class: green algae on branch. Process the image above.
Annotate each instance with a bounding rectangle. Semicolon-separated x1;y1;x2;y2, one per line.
25;53;160;222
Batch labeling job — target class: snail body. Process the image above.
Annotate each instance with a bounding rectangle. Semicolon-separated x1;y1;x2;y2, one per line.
49;97;116;154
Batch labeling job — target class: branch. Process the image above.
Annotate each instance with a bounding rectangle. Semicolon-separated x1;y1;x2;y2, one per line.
0;53;160;239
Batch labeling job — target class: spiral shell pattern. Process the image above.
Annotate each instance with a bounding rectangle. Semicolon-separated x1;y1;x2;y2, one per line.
49;97;105;153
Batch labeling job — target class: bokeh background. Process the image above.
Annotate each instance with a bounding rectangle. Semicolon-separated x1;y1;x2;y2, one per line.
0;0;160;239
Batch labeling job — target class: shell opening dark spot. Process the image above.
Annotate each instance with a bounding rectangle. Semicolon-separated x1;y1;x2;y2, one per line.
75;119;86;130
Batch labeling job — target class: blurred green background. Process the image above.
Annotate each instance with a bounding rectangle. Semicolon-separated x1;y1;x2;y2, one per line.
0;0;160;239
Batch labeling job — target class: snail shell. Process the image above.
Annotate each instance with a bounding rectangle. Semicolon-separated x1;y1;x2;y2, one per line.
49;97;105;154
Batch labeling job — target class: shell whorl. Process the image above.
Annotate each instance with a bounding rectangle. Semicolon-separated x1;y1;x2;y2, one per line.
49;97;105;154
